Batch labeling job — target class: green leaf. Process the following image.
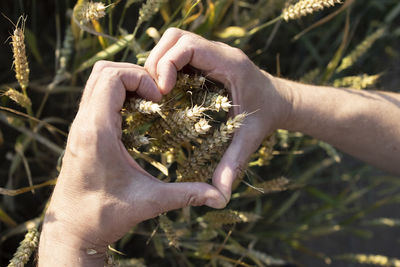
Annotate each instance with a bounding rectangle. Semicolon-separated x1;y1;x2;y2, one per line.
0;206;17;227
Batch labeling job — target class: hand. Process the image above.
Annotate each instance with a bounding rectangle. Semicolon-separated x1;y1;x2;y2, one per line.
145;28;292;204
39;61;226;266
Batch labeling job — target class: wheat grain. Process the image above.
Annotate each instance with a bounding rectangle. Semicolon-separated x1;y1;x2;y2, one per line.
11;17;29;91
125;98;162;115
194;118;211;135
282;0;342;21
212;95;232;112
8;228;39;267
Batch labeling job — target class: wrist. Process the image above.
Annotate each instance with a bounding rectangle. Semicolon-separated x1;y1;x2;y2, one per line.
39;221;107;267
261;72;295;131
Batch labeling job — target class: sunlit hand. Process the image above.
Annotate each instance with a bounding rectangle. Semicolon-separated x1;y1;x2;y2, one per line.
145;28;292;204
39;61;226;266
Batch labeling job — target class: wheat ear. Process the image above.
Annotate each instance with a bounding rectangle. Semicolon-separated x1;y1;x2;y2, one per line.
243;177;290;197
336;27;386;73
4;88;31;109
73;1;107;24
282;0;342;21
336;254;400;266
7;228;39;267
333;74;381;89
11;16;29;91
189;113;246;166
201;209;261;227
133;0;166;37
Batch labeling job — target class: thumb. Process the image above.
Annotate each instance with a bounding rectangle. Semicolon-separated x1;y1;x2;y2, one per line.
212;129;262;204
157;181;227;211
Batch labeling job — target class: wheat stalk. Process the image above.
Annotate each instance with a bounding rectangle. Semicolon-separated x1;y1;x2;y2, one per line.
282;0;342;21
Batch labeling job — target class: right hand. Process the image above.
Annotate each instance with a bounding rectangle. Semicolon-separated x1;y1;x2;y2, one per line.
145;28;293;205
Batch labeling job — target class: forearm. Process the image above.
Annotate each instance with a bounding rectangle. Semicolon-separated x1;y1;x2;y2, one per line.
38;222;106;267
275;77;400;174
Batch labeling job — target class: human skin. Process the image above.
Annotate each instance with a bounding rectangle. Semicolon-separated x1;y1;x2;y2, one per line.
145;28;400;204
38;62;226;267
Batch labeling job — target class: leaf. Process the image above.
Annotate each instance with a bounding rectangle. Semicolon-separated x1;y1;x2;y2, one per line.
0;207;17;227
128;148;168;176
76;34;135;72
24;28;43;64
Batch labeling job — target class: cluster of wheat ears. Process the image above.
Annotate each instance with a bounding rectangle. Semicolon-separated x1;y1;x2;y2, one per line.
121;71;244;183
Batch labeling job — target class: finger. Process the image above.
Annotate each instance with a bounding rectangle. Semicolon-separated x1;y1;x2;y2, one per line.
82;61;156;106
86;67;160;117
156;181;227;211
145;28;186;83
212;126;263;203
154;35;227;94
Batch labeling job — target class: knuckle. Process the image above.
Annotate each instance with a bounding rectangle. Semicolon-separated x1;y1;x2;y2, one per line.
101;67;121;78
164;27;182;37
233;47;248;60
179;33;195;46
93;60;110;72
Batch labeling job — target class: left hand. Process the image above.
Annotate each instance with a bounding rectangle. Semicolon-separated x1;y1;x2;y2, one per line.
38;61;226;266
